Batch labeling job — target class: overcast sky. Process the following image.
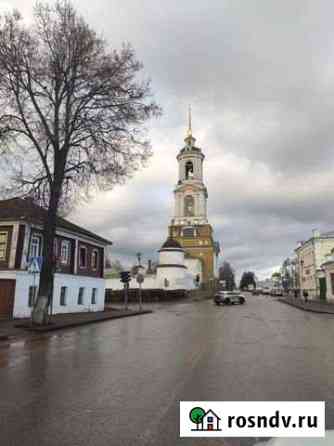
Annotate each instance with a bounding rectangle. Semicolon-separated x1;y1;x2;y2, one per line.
4;0;334;279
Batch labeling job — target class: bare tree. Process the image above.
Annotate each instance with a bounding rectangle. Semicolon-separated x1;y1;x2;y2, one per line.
0;1;160;324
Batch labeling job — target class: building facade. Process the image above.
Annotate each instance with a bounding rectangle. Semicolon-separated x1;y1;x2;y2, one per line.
169;112;220;283
295;230;334;300
321;252;334;302
0;197;111;319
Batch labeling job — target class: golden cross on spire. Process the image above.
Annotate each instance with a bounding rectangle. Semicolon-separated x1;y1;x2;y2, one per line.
187;105;192;138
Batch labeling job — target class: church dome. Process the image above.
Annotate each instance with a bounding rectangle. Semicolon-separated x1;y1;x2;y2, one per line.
160;237;183;250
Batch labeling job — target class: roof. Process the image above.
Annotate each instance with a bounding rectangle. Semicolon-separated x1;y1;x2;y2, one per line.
0;197;112;245
160;237;183;250
203;409;221;420
295;230;334;251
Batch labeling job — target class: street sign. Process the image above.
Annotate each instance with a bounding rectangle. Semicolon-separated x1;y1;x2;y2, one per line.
27;256;43;274
136;273;144;284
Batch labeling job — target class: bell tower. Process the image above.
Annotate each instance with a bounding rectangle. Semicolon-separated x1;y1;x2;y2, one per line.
169;108;220;284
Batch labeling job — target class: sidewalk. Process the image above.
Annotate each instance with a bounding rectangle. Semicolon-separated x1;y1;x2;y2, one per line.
0;306;152;342
279;296;334;315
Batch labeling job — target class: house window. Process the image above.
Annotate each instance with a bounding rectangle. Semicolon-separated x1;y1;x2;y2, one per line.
0;231;8;261
30;234;42;258
207;417;213;422
79;246;87;268
78;287;85;305
28;286;37;307
60;240;71;264
60;286;67;306
91;288;97;304
91;249;99;270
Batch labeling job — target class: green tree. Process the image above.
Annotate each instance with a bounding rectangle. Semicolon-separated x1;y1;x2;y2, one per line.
0;1;160;324
240;271;256;290
189;407;205;430
105;260;124;278
219;261;236;290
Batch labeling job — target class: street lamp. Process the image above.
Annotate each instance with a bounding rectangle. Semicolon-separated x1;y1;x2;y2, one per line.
136;252;144;311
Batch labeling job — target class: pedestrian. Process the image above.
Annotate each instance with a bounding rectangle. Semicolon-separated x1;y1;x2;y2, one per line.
303;290;308;303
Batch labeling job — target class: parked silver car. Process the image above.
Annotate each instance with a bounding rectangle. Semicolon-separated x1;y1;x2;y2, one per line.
214;291;246;305
270;288;284;296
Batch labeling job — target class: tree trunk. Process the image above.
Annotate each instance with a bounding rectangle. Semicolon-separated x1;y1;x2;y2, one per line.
31;183;62;325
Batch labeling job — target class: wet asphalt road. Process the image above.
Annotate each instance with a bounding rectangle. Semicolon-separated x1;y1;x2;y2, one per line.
0;295;334;446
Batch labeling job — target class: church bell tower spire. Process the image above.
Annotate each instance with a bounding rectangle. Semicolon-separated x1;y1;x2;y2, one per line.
168;109;221;284
184;105;196;147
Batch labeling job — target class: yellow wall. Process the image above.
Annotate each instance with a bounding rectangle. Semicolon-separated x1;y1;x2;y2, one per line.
169;224;215;283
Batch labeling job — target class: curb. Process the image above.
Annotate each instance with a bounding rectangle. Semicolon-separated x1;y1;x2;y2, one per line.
278;298;334;315
13;310;153;333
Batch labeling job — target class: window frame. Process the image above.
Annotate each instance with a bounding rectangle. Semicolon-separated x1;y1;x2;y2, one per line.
91;288;97;305
78;287;85;305
79;246;87;269
0;231;8;261
91;249;99;271
60;240;71;265
60;286;67;306
28;286;38;307
184;195;195;217
29;233;42;258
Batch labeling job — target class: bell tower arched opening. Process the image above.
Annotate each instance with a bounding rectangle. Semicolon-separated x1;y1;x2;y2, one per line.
185;161;194;179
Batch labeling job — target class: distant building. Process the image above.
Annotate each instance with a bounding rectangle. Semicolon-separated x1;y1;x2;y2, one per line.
0;197;111;319
295;229;334;300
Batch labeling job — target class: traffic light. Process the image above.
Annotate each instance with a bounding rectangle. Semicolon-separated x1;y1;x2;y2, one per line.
120;271;131;283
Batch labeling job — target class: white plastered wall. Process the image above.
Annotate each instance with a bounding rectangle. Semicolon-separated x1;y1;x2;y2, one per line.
0;270;105;318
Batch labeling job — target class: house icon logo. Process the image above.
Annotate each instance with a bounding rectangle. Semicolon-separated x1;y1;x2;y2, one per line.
189;407;221;431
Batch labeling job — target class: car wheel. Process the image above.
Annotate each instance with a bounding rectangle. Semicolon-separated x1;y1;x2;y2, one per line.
239;297;245;304
224;298;231;305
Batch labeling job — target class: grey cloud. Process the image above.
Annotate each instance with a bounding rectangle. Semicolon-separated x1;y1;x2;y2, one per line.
5;0;334;278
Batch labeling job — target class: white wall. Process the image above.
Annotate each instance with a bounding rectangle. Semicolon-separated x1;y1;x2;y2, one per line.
106;270;196;292
106;276;157;290
0;271;105;318
159;249;184;265
184;257;202;281
156;266;195;290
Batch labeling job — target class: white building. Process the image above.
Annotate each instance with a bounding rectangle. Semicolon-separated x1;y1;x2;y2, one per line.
320;250;334;302
295;229;334;300
0;197;111;319
106;237;197;291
